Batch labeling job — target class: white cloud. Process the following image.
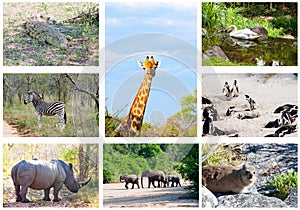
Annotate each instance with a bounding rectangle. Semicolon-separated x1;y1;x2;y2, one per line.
106;17;120;24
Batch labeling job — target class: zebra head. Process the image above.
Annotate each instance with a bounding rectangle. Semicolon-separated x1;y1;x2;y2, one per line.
24;90;41;104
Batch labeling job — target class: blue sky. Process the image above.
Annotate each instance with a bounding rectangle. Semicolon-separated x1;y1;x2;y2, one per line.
105;2;197;125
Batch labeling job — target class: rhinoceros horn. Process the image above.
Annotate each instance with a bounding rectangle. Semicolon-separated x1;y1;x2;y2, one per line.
79;177;91;188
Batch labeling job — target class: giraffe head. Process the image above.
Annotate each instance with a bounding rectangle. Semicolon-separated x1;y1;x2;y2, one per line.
137;56;161;77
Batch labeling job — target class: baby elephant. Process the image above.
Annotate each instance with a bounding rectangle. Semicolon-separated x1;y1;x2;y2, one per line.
120;174;140;189
167;175;181;187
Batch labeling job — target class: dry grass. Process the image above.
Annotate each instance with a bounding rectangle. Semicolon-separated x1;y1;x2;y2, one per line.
3;2;99;66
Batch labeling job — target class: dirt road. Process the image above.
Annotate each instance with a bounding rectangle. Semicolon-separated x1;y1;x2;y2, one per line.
103;183;199;208
3;121;19;137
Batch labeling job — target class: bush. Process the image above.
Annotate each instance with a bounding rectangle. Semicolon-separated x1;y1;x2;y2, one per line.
271;16;297;36
174;144;199;197
265;172;298;200
202;144;246;166
202;2;288;37
103;169;114;184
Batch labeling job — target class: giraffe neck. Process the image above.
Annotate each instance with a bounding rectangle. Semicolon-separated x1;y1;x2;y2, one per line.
117;74;153;137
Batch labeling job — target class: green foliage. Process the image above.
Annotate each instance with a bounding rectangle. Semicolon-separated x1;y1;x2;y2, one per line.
103;144;193;182
202;144;246;167
202;2;226;30
138;144;163;158
61;147;79;164
174;145;199;197
240;3;297;18
265;172;298;200
106;90;197;137
103;169;114;184
3;74;99;137
202;2;288;37
271;17;297;36
202;57;244;66
161;89;197;137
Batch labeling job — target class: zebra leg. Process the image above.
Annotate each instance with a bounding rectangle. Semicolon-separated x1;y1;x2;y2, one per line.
60;113;66;131
37;114;42;130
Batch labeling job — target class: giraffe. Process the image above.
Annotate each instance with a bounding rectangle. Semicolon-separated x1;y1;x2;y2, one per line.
115;56;161;137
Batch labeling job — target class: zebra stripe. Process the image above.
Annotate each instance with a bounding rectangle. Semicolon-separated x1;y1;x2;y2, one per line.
24;90;66;130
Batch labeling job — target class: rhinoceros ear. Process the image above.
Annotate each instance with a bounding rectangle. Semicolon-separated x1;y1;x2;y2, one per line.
69;163;73;169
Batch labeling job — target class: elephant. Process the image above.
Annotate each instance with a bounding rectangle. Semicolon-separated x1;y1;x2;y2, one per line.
119;174;140;189
11;159;91;202
167;175;181;187
141;170;167;188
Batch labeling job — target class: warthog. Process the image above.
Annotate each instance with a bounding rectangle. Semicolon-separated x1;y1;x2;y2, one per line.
11;159;91;202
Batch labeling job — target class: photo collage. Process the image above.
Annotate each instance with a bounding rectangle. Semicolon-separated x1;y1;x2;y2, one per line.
1;0;298;209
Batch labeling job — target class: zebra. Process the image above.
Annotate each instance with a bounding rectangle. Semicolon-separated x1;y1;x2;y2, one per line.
24;90;66;130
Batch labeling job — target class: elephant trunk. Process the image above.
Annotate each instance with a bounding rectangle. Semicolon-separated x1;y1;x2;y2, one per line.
79;177;91;188
120;175;127;183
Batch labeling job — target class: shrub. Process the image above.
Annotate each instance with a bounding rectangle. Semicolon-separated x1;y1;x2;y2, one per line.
174;145;199;197
103;169;114;184
265;172;298;200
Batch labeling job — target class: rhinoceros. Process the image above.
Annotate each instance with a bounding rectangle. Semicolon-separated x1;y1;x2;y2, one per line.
11;158;91;202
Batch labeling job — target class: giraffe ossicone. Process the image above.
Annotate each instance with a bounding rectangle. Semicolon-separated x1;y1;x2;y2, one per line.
115;56;161;137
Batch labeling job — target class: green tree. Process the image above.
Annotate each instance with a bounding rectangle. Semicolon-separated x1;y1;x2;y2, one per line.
175;144;199;197
162;89;197;137
137;144;163;158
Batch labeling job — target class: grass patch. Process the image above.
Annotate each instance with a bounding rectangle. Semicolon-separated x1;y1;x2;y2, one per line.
3;2;99;66
4;101;98;137
265;172;297;200
202;144;246;166
202;57;254;66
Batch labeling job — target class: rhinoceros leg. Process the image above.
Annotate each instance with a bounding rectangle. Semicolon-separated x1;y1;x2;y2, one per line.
53;184;63;202
20;185;30;203
15;184;22;202
43;189;51;201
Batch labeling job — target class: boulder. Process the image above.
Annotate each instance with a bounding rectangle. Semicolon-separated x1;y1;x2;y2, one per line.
203;46;229;61
202;186;218;208
250;26;268;39
284;187;298;208
217;194;288;208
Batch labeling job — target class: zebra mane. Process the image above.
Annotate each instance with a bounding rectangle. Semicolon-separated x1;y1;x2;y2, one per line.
30;90;43;101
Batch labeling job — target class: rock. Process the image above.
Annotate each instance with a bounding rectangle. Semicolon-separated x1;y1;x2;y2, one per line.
202;28;208;38
282;34;295;39
202;186;218;208
250;26;268;39
217;194;288;208
284;187;298;208
243;144;297;188
203;46;229;61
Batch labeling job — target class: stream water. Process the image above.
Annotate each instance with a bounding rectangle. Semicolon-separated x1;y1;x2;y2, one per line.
203;33;297;66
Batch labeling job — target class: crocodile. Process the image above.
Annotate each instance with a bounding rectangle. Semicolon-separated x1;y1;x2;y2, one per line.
23;19;72;49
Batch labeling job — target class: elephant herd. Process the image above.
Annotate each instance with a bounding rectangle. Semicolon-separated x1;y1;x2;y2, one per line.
119;170;181;189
